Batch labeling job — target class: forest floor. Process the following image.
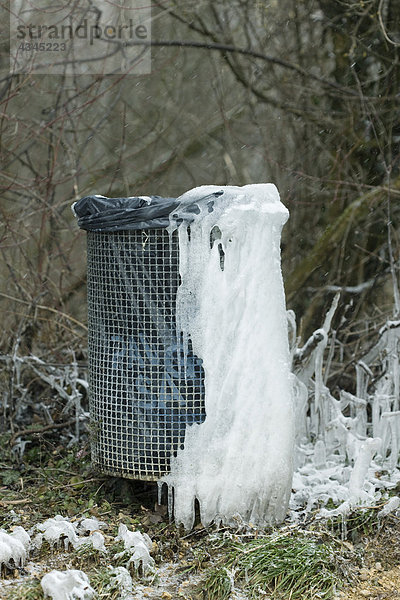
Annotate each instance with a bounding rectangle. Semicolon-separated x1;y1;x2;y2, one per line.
1;434;400;599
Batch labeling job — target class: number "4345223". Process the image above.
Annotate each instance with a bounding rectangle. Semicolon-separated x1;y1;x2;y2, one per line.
18;42;67;52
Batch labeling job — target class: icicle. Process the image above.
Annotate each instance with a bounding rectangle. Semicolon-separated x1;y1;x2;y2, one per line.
292;375;308;445
348;438;381;504
356;362;371;400
313;440;327;469
381;411;400;470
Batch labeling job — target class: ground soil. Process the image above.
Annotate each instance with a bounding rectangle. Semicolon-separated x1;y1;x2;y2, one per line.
339;567;400;599
337;520;400;600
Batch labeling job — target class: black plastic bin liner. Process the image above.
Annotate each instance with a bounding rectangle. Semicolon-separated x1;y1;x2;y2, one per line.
73;194;179;231
75;195;206;480
73;190;224;232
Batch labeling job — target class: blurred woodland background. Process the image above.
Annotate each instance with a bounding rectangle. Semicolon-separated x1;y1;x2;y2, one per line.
1;0;400;434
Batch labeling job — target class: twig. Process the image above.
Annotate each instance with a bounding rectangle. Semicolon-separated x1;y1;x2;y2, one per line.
52;478;100;490
9;418;78;447
378;0;400;47
0;292;87;331
294;330;325;365
123;39;360;97
0;498;33;506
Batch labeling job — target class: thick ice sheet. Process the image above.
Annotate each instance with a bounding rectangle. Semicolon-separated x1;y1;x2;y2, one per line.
162;184;294;529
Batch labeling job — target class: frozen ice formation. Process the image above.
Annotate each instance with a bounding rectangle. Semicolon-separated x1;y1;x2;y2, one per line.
41;569;95;600
115;523;155;574
159;183;400;527
78;517;107;534
107;566;133;597
35;515;79;550
290;301;400;520
377;496;400;518
348;438;382;504
76;531;107;553
8;525;31;551
32;516;109;554
0;526;30;569
163;184;294;529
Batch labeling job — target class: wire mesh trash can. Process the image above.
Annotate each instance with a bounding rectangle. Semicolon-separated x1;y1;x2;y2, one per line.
73;195;206;481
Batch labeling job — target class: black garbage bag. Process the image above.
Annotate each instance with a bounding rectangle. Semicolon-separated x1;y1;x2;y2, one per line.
73;190;224;232
73;194;180;231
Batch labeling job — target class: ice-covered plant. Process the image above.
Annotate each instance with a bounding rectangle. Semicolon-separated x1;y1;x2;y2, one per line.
290;293;400;519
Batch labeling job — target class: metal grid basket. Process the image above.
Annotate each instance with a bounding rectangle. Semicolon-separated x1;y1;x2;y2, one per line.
87;228;205;481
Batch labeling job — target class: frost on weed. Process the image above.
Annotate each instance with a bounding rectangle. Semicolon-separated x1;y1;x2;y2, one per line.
290;301;400;521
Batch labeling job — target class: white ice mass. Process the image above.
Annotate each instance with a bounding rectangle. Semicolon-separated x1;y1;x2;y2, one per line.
115;523;155;574
78;517;107;534
35;515;79;550
162;184;294;529
41;569;95;600
77;531;107;553
0;526;30;569
107;566;133;597
32;515;108;555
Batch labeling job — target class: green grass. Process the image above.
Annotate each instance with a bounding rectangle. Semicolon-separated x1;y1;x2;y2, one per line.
323;506;384;543
204;532;339;599
204;567;232;600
